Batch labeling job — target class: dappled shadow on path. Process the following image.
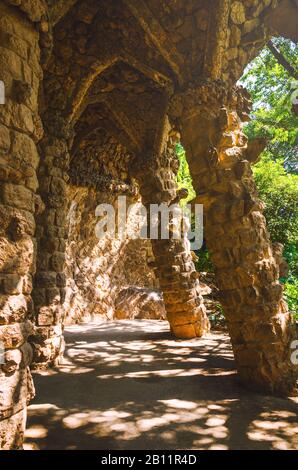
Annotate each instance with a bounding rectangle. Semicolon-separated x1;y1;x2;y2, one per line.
25;320;298;450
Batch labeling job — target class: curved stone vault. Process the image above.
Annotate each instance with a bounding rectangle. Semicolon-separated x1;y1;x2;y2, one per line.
0;0;297;449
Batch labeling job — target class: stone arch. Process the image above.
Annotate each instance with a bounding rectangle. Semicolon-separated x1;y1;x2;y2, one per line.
0;0;297;450
31;12;209;362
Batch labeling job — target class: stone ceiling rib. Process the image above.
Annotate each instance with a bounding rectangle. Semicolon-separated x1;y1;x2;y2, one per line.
49;0;79;26
122;52;172;89
104;97;142;153
123;0;185;85
203;0;230;79
67;54;120;125
73;108;139;157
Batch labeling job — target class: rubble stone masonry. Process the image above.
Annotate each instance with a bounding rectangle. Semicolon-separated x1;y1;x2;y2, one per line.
0;0;297;449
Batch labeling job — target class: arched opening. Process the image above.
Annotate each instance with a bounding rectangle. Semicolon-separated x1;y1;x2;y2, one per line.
0;0;296;451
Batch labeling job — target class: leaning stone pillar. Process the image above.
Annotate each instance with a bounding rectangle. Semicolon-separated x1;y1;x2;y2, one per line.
31;127;70;368
0;3;43;448
174;82;297;395
133;131;210;339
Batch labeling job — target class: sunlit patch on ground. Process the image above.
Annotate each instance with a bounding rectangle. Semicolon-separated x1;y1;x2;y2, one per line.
25;320;298;450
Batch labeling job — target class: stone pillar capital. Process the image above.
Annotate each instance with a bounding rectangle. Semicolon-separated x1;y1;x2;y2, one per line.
169;79;228;123
169;80;252;125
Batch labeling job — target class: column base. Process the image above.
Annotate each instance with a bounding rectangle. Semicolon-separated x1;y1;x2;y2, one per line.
171;319;210;339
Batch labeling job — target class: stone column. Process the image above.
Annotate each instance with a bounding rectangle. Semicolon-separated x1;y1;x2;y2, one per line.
31;128;70;368
134;131;210;339
175;82;297;395
0;3;43;448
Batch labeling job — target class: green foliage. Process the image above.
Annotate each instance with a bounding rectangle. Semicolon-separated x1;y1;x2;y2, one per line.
253;155;298;246
195;246;214;273
175;143;196;205
284;276;298;318
240;37;298;173
283;244;298;277
208;303;226;328
282;245;298;318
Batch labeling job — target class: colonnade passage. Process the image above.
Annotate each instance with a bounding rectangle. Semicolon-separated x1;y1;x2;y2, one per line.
0;0;297;449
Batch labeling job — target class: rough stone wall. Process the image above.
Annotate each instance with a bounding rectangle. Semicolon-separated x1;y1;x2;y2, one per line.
65;121;157;324
0;2;43;449
31;114;159;364
64;187;156;325
222;0;281;84
0;0;297;451
30;132;69;367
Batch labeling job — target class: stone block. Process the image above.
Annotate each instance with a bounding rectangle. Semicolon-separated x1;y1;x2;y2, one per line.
25;173;38;191
230;2;246;25
31;287;46;306
22;274;32;295
172;323;196;339
37;308;55;326
2;183;34;212
20;342;33;368
229;25;241;46
11;130;39;169
0;321;34;348
0;30;28;60
50;252;65;272
0;273;23;295
0;123;10;151
2;348;22;374
56;272;66;287
226;47;238;60
0;47;23;81
167;308;201;326
236;348;263;367
34;271;57;288
34;324;62;341
0;294;27;325
0;408;26;449
46;287;61;305
11;102;35;135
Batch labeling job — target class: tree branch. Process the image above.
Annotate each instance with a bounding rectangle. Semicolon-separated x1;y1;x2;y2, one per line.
267;40;298;80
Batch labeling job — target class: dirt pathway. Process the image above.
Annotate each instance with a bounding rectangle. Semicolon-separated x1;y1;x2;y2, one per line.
25;320;298;450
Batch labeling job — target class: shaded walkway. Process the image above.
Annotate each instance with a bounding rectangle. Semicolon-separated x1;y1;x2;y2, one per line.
25;320;298;450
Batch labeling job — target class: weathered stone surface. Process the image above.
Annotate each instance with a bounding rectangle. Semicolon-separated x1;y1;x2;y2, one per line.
229;25;241;47
243;18;260;35
0;0;296;451
0;408;26;450
0;0;41;450
2;183;35;212
0;321;34;348
230;2;246;25
134;128;210;339
115;287;166;320
180;84;297;395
